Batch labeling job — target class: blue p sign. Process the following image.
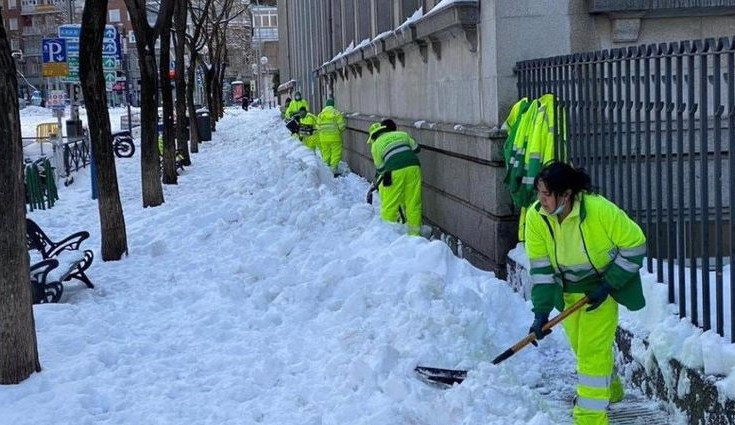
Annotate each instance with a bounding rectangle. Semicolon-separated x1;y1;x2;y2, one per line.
42;38;67;63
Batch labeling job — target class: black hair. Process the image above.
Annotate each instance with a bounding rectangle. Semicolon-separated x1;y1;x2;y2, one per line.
534;161;592;198
299;106;307;112
380;119;397;131
285;97;291;103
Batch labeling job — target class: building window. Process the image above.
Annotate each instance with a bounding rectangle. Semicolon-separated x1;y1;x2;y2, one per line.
269;15;277;27
9;0;17;10
9;17;18;31
109;9;121;22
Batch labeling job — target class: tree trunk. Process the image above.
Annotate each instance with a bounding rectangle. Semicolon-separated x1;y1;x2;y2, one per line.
124;0;173;207
136;39;165;207
79;0;128;261
203;65;215;133
159;27;177;185
186;56;200;152
174;0;190;166
0;14;41;384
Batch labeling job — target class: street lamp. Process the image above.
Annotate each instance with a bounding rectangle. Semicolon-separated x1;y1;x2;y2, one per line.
259;55;268;106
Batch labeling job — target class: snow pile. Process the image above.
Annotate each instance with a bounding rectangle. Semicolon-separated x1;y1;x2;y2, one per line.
1;108;593;424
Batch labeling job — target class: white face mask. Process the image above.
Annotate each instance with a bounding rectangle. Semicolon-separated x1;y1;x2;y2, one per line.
550;193;570;216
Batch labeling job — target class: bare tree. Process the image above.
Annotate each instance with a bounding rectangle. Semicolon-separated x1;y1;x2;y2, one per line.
159;12;177;185
80;0;129;260
0;13;41;384
173;0;190;166
123;0;174;207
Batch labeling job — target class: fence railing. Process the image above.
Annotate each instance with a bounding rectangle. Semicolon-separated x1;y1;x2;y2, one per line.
515;36;735;341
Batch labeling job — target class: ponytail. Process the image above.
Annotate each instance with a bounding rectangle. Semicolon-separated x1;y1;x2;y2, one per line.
534;161;592;198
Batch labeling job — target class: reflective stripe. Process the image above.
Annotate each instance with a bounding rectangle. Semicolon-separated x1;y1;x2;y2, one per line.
614;255;640;273
529;153;541;160
530;258;551;268
563;263;593;272
382;145;411;163
562;269;597;282
522;176;535;185
578;374;610;389
576;396;609;411
531;274;556;285
319;123;339;131
620;244;647;257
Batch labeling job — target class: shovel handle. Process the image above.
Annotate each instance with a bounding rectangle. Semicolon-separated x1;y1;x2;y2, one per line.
491;296;590;365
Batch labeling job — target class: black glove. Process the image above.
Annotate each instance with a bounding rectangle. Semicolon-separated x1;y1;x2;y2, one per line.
529;312;551;345
366;185;376;204
586;282;613;312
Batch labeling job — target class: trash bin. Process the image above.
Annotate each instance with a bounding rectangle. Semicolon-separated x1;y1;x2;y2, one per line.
196;109;211;141
66;119;83;139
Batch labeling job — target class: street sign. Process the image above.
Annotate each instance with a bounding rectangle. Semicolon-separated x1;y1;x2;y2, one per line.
102;40;117;55
42;38;66;63
47;90;66;110
66;41;79;53
103;26;117;40
102;56;117;70
58;24;81;39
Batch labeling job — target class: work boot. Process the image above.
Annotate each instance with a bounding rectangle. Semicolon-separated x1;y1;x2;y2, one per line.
609;375;624;403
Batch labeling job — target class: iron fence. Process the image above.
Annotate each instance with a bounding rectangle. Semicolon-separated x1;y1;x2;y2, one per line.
516;37;735;341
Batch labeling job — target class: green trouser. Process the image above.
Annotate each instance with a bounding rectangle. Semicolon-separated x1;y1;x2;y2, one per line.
320;134;342;173
562;292;622;425
378;165;422;235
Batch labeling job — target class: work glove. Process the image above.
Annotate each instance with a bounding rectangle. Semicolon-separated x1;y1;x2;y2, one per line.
529;312;551;346
586;282;613;312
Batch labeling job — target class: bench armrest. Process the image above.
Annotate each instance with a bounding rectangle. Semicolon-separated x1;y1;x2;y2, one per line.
47;231;90;258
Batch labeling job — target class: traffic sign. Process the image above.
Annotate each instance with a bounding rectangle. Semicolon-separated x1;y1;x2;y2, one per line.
58;24;81;39
103;26;117;40
42;38;66;63
47;90;66;110
102;56;117;70
102;40;117;55
43;63;68;77
66;41;79;53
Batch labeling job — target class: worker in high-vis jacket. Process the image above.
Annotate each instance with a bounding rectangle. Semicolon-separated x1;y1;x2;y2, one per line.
285;91;309;120
525;161;646;425
297;107;319;151
367;119;422;235
316;98;345;176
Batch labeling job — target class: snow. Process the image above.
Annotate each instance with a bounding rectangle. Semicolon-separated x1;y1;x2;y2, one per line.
397;7;424;32
414;120;426;128
425;0;477;18
0;107;691;423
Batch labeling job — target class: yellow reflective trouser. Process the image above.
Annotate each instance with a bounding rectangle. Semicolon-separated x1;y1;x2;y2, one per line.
562;292;619;425
320;134;342;172
303;134;318;150
378;165;422;235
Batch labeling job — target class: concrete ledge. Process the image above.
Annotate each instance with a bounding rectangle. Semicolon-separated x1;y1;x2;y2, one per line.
342;112;517;275
318;1;479;76
506;254;735;424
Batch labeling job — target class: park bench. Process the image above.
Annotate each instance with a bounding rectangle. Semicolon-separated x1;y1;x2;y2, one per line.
26;218;95;295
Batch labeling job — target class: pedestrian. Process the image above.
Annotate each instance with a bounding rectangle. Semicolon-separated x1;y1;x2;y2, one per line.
366;119;422;235
525;161;646;425
297;107;319;150
316;98;346;176
241;95;248;111
285;91;309;120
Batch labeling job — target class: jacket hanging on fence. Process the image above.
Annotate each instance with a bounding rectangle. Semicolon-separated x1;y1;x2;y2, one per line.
503;93;568;241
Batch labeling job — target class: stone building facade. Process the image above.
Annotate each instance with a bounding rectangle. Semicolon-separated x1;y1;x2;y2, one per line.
277;0;735;274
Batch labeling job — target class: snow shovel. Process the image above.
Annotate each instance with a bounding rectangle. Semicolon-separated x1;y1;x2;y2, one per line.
415;295;590;387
